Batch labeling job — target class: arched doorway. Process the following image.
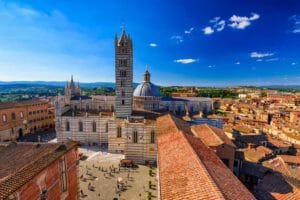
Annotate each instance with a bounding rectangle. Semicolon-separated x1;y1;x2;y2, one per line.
18;128;23;138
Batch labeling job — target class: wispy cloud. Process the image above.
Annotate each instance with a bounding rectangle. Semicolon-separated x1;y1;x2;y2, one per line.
174;58;198;64
208;65;215;68
250;52;274;58
265;58;279;62
184;27;194;34
203;17;225;35
171;35;184;43
292;62;297;66
235;61;240;65
149;43;157;47
203;26;214;35
229;13;260;29
289;15;300;33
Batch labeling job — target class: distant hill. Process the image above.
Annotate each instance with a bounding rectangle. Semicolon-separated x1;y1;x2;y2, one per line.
0;81;116;88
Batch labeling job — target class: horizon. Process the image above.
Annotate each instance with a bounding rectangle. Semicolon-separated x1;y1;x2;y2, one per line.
0;0;299;86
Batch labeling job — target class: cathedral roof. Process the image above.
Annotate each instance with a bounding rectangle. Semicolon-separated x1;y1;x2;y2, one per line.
133;82;161;97
133;67;161;97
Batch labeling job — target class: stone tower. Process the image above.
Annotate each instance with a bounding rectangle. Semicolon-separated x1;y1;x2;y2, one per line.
115;28;133;118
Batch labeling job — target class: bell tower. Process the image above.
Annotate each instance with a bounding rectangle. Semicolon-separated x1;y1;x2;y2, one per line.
115;27;133;118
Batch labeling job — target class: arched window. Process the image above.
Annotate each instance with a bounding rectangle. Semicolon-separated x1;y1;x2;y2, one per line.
121;80;125;87
78;121;83;132
66;121;70;131
86;105;89;111
111;105;114;112
121;90;125;97
2;114;7;122
150;130;155;144
133;130;138;143
122;100;125;105
117;126;122;138
11;112;16;120
92;121;96;132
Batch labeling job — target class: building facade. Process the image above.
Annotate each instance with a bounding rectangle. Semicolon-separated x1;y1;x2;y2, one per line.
0;100;55;141
55;29;213;164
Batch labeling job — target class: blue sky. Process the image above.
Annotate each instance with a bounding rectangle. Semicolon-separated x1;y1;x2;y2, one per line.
0;0;300;86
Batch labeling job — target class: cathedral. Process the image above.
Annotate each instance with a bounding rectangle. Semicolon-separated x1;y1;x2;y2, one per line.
55;28;213;164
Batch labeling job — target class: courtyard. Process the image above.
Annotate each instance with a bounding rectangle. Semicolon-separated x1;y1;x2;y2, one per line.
79;146;158;200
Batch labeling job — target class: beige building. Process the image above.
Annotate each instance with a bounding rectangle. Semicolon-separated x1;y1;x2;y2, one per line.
55;29;213;164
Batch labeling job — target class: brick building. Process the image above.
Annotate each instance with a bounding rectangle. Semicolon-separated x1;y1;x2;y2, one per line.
0;99;55;141
0;141;79;200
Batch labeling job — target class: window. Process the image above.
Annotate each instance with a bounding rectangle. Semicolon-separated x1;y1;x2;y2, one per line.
66;121;70;131
20;111;24;119
133;130;138;143
111;105;114;112
117;126;122;138
105;122;108;132
59;157;68;192
120;80;125;87
11;113;16;120
2;114;7;122
92;121;96;132
119;59;127;66
150;130;155;144
122;100;125;105
86;105;89;111
120;70;126;77
121;90;125;97
79;121;83;132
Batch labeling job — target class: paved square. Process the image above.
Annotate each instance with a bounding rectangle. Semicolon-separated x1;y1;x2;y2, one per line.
79;146;158;200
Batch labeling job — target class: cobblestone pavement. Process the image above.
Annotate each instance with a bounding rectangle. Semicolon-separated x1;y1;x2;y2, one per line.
79;146;158;200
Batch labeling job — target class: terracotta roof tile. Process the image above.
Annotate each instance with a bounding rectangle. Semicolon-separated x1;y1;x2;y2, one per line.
157;114;255;200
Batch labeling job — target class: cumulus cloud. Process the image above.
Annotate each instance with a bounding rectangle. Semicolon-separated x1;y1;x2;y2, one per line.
203;26;214;34
250;52;274;58
229;13;260;29
171;35;184;43
292;62;297;66
174;58;198;64
184;27;194;34
289;15;300;33
149;43;157;47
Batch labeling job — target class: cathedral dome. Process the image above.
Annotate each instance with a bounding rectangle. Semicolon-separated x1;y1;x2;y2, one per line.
133;68;160;97
133;82;161;97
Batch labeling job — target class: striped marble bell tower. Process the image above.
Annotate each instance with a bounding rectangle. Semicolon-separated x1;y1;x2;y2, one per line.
115;28;133;118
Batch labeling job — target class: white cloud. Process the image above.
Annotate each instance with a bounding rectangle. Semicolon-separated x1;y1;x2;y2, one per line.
235;61;240;65
229;13;260;29
290;15;300;34
149;43;157;47
208;65;215;68
216;20;225;31
203;26;214;35
250;52;274;58
184;27;194;34
174;58;198;64
256;59;263;62
265;58;279;62
171;35;184;43
292;62;297;66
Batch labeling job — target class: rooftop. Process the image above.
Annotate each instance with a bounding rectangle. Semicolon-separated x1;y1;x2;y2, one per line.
0;141;78;199
157;114;255;200
191;124;235;148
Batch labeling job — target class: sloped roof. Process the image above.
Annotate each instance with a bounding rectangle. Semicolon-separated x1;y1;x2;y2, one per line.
0;141;78;199
157;114;255;200
191;124;235;148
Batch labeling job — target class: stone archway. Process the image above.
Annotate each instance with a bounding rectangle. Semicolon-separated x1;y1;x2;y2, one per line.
18;128;23;138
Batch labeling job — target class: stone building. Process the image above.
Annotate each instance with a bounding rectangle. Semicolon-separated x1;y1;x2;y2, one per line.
0;141;79;200
55;28;213;164
0;99;55;141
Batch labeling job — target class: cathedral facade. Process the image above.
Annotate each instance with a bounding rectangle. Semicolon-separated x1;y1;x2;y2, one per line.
55;29;213;164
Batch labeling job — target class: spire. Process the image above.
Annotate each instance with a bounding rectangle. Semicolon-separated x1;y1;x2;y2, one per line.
70;75;75;88
143;65;151;82
77;80;80;88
